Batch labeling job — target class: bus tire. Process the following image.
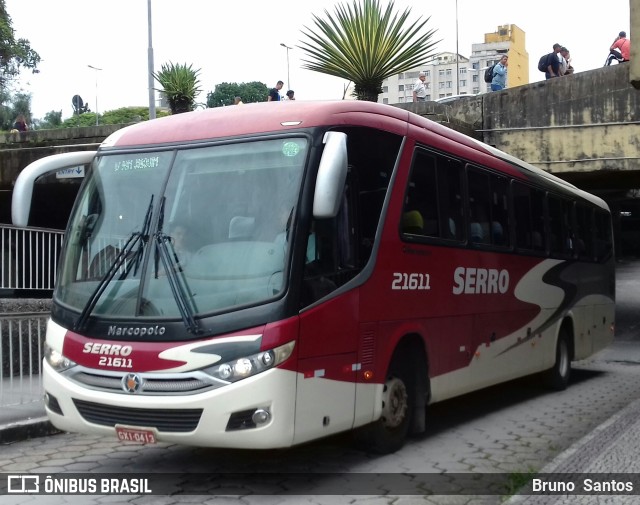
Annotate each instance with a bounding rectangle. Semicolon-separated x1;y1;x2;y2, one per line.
544;327;571;391
354;354;414;454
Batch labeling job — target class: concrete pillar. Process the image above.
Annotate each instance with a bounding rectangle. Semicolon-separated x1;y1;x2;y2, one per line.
631;0;640;88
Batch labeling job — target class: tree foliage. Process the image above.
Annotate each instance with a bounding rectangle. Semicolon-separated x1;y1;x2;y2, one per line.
206;81;269;107
299;0;439;101
0;0;40;91
153;62;202;113
37;110;63;129
0;91;30;130
58;107;169;128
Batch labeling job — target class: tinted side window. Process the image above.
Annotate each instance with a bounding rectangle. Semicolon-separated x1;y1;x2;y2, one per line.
468;167;509;248
513;182;545;252
594;209;613;262
402;150;463;242
575;203;594;261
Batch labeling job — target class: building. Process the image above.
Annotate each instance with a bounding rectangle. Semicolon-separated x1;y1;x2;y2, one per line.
471;24;528;89
378;24;529;104
379;52;474;105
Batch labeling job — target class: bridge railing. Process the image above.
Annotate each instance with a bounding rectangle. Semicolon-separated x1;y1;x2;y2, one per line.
1;224;64;291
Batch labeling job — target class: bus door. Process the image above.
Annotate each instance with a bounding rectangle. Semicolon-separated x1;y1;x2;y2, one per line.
293;209;360;444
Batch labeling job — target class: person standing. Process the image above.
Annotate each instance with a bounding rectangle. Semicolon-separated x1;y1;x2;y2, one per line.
606;31;630;65
283;90;295;100
233;96;244;105
268;81;284;101
412;72;427;102
559;47;574;75
491;55;508;91
545;43;562;79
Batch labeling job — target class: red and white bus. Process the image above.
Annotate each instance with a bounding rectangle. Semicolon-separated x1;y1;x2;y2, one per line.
13;101;615;453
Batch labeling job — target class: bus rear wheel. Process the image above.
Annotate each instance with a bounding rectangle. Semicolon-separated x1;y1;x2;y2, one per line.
354;360;413;454
544;328;571;391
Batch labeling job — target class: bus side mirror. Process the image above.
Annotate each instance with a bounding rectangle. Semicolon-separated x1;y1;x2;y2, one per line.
12;151;96;227
313;132;348;219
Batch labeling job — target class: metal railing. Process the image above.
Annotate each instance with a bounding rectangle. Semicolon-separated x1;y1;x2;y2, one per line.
1;225;64;291
0;311;48;407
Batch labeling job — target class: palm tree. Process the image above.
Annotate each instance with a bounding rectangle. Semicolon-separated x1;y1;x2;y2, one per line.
153;62;202;114
299;0;439;101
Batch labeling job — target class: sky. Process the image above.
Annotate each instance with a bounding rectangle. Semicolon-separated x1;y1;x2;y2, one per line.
5;0;632;120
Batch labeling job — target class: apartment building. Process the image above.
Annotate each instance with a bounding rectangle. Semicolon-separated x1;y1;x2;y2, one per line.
378;24;529;104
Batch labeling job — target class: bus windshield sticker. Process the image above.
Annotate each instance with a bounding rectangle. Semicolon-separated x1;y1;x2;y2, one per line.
282;141;301;157
113;156;161;173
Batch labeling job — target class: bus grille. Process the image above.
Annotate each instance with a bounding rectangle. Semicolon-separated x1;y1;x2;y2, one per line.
73;399;202;432
68;370;218;395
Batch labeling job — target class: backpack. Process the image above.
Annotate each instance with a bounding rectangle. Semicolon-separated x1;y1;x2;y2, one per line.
483;64;496;83
538;53;550;72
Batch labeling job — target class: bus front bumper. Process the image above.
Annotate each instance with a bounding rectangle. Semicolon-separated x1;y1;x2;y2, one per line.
43;361;298;449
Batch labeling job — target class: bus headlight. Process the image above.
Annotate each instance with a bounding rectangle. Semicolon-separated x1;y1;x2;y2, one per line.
204;341;295;383
44;342;77;372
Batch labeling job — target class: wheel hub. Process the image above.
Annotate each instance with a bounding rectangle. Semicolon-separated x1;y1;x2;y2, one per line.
381;377;408;429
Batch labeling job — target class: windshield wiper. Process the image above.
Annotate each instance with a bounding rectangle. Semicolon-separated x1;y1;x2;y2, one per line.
74;196;155;332
154;197;200;334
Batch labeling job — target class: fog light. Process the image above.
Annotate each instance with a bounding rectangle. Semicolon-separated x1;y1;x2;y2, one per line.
252;409;271;425
218;364;232;380
44;391;63;416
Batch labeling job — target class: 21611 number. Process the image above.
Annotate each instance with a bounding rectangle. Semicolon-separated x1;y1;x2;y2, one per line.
391;272;431;290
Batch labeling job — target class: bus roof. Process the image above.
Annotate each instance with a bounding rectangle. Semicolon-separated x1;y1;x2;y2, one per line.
101;100;607;210
102;101;413;148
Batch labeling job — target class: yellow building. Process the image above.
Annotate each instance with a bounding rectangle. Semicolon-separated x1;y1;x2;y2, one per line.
474;24;529;88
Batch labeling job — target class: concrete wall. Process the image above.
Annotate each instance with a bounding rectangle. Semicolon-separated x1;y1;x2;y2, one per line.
0;124;127;226
397;63;639;192
480;64;639;178
0;124;125;187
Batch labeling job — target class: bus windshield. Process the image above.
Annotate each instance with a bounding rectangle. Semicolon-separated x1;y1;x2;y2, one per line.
56;137;308;322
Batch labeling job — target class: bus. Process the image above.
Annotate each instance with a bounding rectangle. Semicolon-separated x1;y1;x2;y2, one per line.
12;101;615;453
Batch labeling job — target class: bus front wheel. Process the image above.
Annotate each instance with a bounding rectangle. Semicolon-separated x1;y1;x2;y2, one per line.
544;328;571;391
354;358;413;454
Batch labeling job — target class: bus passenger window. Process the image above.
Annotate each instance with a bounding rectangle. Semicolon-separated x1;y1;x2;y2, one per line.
402;150;463;242
575;204;593;260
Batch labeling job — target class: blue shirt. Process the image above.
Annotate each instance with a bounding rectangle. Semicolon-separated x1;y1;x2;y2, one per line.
492;62;507;88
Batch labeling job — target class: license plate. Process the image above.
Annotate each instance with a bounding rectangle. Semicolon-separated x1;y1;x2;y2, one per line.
115;425;157;444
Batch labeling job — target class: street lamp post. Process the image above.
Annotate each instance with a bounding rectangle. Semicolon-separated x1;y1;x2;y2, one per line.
147;0;156;119
87;65;102;126
455;0;460;95
280;43;292;89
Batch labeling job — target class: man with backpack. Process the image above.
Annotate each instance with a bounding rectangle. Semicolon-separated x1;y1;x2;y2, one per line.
539;43;562;79
490;55;509;91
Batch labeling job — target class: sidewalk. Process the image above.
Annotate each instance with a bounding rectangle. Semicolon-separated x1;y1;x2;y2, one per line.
0;378;57;444
505;395;640;504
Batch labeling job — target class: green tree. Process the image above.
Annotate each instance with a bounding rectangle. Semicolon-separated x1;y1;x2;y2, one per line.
0;0;40;91
207;81;269;107
34;110;63;129
299;0;438;101
0;91;30;130
58;106;169;128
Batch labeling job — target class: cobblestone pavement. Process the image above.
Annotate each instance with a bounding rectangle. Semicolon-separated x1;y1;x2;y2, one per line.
2;344;640;505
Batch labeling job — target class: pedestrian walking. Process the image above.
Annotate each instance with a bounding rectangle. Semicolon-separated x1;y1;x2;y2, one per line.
412;72;427;102
268;81;284;101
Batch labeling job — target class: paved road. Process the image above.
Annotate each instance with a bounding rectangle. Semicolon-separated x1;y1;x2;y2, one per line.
1;260;639;504
3;348;640;504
